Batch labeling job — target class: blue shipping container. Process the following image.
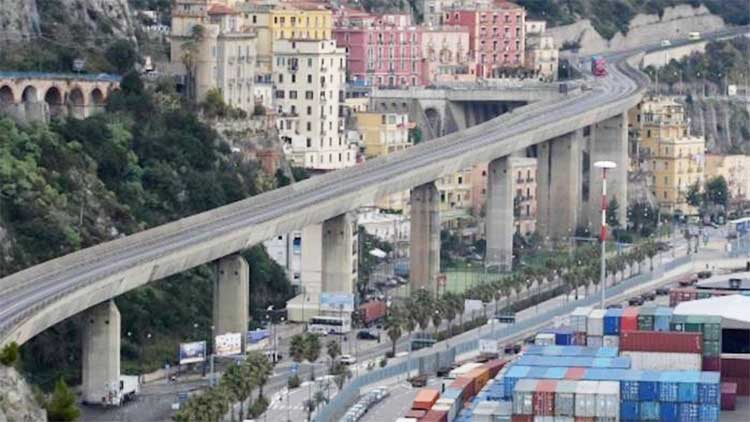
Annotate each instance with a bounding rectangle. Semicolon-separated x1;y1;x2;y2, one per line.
659;402;680;422
677;374;699;403
620;400;639;420
638;372;661;401
640;401;660;420
679;403;699;422
697;372;720;404
603;308;622;335
660;380;680;402
654;307;673;331
698;404;719;422
443;387;462;401
620;371;642;401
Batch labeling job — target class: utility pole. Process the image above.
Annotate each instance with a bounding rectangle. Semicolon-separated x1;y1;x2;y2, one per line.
594;161;617;309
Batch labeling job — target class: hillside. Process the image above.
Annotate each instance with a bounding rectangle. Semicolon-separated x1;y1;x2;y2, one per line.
0;73;294;387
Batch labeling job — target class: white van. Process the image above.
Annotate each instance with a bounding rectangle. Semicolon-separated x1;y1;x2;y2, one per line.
688;32;701;41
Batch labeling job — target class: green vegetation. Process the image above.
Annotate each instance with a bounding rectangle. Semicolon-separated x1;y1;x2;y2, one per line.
0;342;19;366
174;352;273;422
288;333;322;380
1;72;293;388
687;175;730;219
45;378;80;422
648;38;750;87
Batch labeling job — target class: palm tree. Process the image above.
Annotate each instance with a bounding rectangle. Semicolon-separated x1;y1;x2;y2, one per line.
644;240;659;271
431;300;444;336
326;339;341;372
221;363;251;422
384;308;403;357
289;334;306;363
245;352;272;399
303;333;321;380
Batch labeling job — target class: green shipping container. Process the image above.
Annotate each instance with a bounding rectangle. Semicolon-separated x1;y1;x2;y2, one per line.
703;340;721;356
685;315;704;333
638;306;656;331
670;314;688;332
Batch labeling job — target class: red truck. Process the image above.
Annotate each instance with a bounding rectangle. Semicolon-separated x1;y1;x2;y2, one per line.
358;301;386;325
591;55;607;77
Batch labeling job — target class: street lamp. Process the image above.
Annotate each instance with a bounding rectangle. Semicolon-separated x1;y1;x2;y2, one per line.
594;161;617;309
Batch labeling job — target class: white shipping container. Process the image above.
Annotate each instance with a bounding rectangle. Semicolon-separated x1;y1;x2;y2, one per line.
533;417;554;422
473;401;505;422
480;339;500;355
535;333;556;346
570;307;593;332
448;362;483;379
621;351;702;371
602;335;619;348
595;381;620;418
395;419;417;422
435;398;458;421
574;381;598;417
551;418;574;422
586;309;605;337
554;380;577;417
513;379;537;415
587;335;603;347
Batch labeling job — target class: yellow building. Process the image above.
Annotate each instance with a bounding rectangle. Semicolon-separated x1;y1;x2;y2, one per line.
651;135;705;215
705;154;750;204
356;112;413;158
633;97;688;158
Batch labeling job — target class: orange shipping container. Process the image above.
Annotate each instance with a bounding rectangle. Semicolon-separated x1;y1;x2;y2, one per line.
412;388;440;411
460;367;491;393
483;358;508;378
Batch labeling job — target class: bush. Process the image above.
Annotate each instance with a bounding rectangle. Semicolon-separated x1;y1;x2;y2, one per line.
287;374;301;389
248;395;269;418
0;342;19;366
379;357;387;367
45;378;80;422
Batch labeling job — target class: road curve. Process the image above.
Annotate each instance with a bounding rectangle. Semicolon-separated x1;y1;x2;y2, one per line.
1;27;743;347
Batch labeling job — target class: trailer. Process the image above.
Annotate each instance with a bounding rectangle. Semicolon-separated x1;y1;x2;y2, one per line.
591;56;607;77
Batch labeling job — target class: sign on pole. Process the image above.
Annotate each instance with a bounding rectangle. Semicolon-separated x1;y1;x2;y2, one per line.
178;341;207;364
214;333;242;356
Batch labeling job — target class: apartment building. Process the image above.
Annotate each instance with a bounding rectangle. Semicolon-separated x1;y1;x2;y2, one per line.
273;39;355;170
170;1;257;110
443;3;526;78
422;0;494;26
524;20;558;81
356;111;413;157
421;25;475;83
334;14;424;88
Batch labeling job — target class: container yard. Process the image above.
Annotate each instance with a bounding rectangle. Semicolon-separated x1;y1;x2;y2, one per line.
360;272;749;422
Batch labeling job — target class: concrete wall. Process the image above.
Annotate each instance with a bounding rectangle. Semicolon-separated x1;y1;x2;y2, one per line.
641;41;707;68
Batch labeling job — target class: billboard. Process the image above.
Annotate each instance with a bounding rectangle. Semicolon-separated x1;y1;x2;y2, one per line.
319;292;355;312
179;341;207;364
214;332;242;356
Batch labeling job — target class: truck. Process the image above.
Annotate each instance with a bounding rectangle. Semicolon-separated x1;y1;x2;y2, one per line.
116;375;140;405
591;55;607;77
358;300;386;325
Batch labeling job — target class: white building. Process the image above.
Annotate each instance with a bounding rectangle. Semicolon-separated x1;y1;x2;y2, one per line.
263;231;302;286
358;210;410;250
273;39;357;170
525;20;558;82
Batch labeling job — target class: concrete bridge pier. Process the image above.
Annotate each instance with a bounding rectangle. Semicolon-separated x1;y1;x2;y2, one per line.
81;300;120;405
322;213;357;294
537;130;582;240
588;113;628;229
409;182;441;295
485;156;514;272
213;255;249;350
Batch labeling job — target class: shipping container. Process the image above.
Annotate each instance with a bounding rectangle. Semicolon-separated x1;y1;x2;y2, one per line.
461;367;491;393
435;398;458;422
484;359;507;378
619;400;639;420
620;331;703;354
513;379;538;415
594;381;619;418
448;362;484;379
659;401;679;422
574;381;598;417
503;366;531;399
574;332;587;347
565;367;586;380
480;339;501;356
720;382;737;410
451;377;475;401
421;409;448;422
602;336;619;349
670;314;688;332
639;401;660;420
358;300;386;325
702;340;720;357
659;371;681;402
622;351;702;371
698;404;719;422
413;388;440;411
603;308;622;335
619;371;641;401
535;333;556;346
586;336;602;348
620;307;638;332
638;372;660;401
678;402;699;422
404;409;426;418
511;416;533;422
654;307;673;332
677;372;699;403
570;307;593;332
701;356;721;372
720;356;750;378
637;305;657;331
722;376;750;396
554;380;576;417
523;346;617;358
533;380;556;416
586;309;605;337
697;372;720;404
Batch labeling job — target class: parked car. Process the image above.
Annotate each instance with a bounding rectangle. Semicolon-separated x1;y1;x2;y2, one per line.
409;374;428;387
697;270;712;279
628;296;644;306
356;330;379;341
606;303;623;309
339;354;357;365
641;291;656;302
656;287;670;296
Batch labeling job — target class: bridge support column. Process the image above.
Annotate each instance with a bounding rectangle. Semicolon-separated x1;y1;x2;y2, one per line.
588;113;628;229
214;255;249;350
81;300;120;405
409;182;440;295
485;157;514;272
537;131;582;240
322;213;357;294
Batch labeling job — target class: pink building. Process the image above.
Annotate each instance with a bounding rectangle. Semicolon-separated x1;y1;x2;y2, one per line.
334;14;424;88
443;2;526;78
421;25;475;84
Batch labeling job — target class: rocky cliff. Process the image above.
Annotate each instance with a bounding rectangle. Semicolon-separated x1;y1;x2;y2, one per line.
549;5;725;55
0;0;135;41
0;366;47;422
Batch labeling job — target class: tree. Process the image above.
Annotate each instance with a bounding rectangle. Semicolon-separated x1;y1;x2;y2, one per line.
289;334;306;363
303;333;321;379
105;39;138;74
180;24;206;99
200;89;228;118
606;197;621;229
686;181;703;208
704;176;730;208
46;378;81;422
326;339;341;371
384;306;403;357
245;352;272;399
0;342;19;366
221;363;252;422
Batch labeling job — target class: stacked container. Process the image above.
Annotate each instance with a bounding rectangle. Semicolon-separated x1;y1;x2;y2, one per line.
653;307;673;331
620;307;638;332
637;305;656;331
554;380;577;417
720;356;750;396
620;331;703;371
586;309;605;347
570;307;592;346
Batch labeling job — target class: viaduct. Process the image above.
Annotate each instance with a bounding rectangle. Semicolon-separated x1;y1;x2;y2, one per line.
0;27;744;405
0;72;120;122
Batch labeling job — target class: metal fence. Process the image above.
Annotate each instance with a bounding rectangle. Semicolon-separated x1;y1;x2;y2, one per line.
314;255;692;422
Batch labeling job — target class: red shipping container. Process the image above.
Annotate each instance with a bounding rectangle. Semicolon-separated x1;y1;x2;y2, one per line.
450;377;474;401
723;377;750;396
620;307;638;332
720;357;750;378
412;389;439;411
702;356;721;372
565;367;586;380
533;380;557;416
620;331;703;353
721;382;737;410
483;359;507;378
358;301;386;324
420;409;448;422
511;416;533;422
405;409;426;418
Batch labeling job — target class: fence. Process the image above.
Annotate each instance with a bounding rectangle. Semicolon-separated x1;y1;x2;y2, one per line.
314;255;692;421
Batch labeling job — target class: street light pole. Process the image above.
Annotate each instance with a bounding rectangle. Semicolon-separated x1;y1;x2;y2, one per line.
595;161;617;310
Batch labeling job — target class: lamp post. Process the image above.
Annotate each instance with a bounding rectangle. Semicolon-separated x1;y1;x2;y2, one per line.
594;161;617;309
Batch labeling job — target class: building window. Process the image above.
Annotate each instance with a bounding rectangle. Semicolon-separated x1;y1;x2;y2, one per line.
306;138;311;148
305;91;314;99
289;91;297;99
278;74;284;83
